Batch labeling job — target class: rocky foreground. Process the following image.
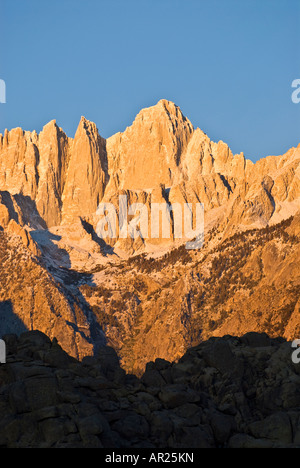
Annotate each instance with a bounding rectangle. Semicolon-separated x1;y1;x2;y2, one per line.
0;330;299;448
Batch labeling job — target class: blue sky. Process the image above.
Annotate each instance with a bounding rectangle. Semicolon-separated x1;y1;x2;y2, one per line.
0;0;299;162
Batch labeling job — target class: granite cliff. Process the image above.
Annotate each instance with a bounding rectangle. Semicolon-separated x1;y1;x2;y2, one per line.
0;100;298;239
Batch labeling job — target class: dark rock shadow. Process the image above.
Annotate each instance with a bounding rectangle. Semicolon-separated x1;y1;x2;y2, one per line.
13;194;47;229
0;300;27;337
0;192;47;229
80;218;115;256
30;229;72;269
0;191;19;224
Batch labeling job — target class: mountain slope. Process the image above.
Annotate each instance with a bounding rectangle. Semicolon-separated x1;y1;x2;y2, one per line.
79;214;300;375
0;229;104;359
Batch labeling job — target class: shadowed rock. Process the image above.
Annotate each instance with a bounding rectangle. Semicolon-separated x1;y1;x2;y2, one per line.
0;330;299;448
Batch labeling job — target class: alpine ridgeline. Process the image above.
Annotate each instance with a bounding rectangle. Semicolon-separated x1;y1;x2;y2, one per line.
0;99;299;373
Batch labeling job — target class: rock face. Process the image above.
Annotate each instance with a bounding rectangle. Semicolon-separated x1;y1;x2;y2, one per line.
0;117;108;229
0;99;299;240
105;99;194;192
0;330;299;448
61;117;108;224
0;123;71;227
35;120;71;226
0;128;39;199
6;219;40;257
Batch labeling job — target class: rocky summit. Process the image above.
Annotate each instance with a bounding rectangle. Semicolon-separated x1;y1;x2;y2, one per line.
0;330;299;448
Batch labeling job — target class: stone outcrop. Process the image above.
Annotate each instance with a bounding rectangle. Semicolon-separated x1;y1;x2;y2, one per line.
6;219;40;257
0;330;299;448
61;117;108;224
35;120;71;226
105;99;194;193
0;128;39;199
0;190;46;229
0;123;71;227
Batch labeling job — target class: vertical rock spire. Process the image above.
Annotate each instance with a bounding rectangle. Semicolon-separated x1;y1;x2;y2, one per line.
61;117;108;224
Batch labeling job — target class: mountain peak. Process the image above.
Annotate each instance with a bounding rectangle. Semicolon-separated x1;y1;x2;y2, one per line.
156;98;179;111
75;116;100;140
136;99;192;125
40;119;59;137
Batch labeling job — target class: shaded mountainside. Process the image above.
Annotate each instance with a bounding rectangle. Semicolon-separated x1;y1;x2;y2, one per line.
0;230;104;360
80;215;300;375
0;212;299;377
0;330;299;448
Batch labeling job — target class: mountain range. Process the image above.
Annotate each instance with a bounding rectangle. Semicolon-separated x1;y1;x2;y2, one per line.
0;99;299;374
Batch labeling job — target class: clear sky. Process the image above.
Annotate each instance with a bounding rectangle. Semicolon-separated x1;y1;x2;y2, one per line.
0;0;299;162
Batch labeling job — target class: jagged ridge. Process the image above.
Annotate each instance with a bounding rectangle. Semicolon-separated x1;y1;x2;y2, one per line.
0;99;299;240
